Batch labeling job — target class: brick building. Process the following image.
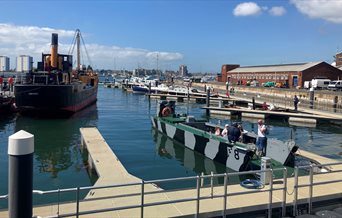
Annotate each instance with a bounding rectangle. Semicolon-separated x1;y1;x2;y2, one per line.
218;62;342;88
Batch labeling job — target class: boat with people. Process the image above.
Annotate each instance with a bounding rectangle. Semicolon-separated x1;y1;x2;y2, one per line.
151;101;299;176
14;30;98;115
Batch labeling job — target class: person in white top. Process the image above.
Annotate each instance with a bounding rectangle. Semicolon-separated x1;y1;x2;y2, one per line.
221;124;229;137
256;119;267;155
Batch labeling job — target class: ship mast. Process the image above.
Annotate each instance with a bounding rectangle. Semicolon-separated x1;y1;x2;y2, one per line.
76;29;81;71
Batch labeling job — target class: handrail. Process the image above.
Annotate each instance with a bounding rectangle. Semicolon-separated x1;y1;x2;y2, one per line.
292;162;342;216
1;162;341;218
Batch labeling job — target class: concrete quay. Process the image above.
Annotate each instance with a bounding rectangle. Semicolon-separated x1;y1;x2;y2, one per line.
1;127;341;218
205;105;342;124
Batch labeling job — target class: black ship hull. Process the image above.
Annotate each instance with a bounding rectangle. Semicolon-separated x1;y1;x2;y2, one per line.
14;84;97;114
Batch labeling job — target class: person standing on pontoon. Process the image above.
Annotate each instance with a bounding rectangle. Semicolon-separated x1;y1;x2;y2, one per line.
293;95;299;111
256;119;267;156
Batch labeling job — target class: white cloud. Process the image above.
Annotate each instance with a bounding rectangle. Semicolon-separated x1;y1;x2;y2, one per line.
233;2;262;16
269;6;286;16
0;23;183;70
290;0;342;23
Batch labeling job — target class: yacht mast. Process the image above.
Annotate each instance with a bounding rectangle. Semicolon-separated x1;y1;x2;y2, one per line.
76;29;81;70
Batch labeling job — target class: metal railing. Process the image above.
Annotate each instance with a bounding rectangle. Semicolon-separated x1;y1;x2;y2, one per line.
292;162;342;217
231;91;342;114
1;162;341;218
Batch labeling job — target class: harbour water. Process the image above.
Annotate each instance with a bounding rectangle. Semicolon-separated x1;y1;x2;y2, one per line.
0;85;341;208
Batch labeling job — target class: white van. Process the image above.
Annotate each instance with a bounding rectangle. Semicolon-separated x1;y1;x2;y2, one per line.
304;81;311;89
311;79;331;89
328;80;342;91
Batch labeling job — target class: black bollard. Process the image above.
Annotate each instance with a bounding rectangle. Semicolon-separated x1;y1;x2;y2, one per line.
252;97;256;110
333;96;338;113
8;130;34;218
309;88;314;109
148;82;151;99
206;87;210;117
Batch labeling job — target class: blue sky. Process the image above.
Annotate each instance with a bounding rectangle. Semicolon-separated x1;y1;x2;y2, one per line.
1;0;342;72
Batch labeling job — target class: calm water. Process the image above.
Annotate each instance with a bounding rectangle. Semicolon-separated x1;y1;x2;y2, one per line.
0;86;341;208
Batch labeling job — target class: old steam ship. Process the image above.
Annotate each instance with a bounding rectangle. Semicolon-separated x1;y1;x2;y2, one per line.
14;30;98;114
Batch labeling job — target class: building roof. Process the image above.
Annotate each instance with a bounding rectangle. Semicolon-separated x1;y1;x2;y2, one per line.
229;61;323;73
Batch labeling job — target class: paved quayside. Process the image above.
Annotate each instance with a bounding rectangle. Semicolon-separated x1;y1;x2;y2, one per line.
1;127;341;217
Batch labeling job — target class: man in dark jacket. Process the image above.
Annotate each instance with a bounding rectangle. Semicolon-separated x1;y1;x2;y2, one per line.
228;123;241;143
293;95;299;111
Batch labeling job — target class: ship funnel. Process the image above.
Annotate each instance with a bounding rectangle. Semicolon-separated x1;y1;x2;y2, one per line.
51;33;58;68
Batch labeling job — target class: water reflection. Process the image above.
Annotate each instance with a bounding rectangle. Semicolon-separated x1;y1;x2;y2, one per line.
14;104;98;179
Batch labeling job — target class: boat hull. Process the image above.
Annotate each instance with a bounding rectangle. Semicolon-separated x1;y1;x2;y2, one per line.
14;84;97;114
151;116;254;172
132;85;148;94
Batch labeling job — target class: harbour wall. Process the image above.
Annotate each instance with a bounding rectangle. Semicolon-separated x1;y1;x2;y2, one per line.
192;82;342;112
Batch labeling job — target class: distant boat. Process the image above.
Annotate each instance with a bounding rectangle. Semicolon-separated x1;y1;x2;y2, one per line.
132;85;149;94
14;30;98;115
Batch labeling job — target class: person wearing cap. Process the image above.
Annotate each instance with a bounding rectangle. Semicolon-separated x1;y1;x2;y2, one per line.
221;124;229;137
256;119;267;155
228;123;241;143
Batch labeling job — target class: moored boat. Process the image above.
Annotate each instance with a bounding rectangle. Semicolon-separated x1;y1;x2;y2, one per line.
132;85;149;94
14;30;98;115
0;94;15;113
151;101;299;175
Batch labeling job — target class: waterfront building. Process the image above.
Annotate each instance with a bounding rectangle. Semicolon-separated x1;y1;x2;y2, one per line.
133;68;162;77
179;65;188;77
16;55;33;72
335;52;342;67
218;62;342;88
0;56;10;71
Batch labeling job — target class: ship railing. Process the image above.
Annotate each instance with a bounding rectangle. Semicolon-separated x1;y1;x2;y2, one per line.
0;162;341;218
32;75;49;85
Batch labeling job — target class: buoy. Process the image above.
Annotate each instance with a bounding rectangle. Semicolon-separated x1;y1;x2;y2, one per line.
161;107;171;117
240;179;264;189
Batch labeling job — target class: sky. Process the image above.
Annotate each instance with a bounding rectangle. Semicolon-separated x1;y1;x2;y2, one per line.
1;0;342;73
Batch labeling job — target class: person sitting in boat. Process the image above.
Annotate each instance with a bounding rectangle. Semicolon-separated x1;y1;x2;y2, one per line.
214;126;221;136
237;124;249;143
261;102;268;110
221;124;229;137
228;123;241;143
